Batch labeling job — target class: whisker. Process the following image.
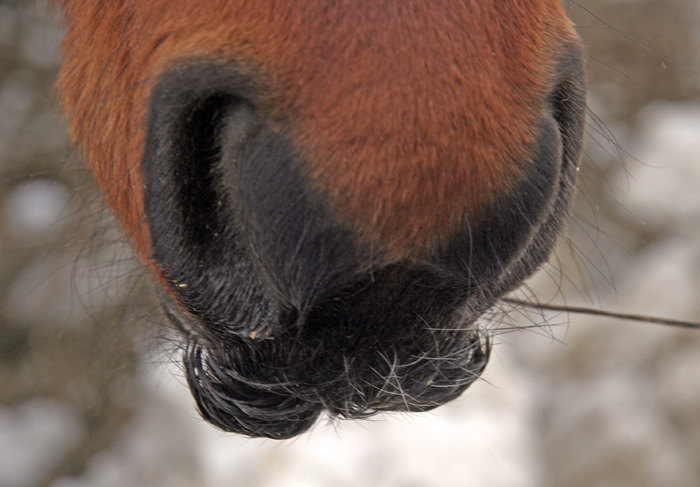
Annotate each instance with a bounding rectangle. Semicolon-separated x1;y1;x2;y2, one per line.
503;298;700;331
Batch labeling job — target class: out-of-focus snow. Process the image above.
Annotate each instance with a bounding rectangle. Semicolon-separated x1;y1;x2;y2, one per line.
623;102;700;226
52;353;544;487
0;399;84;487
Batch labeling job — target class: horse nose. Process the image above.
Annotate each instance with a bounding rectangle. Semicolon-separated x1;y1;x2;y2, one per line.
142;62;364;338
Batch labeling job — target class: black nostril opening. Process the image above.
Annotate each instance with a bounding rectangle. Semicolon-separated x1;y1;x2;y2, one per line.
144;62;262;266
173;95;235;247
143;63;278;337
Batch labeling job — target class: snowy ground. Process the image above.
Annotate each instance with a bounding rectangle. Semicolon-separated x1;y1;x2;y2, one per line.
1;1;699;486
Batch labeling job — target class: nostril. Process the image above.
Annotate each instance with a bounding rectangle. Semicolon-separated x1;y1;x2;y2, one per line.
436;112;564;284
144;63;262;252
169;95;234;247
435;46;586;290
144;62;362;340
143;63;275;337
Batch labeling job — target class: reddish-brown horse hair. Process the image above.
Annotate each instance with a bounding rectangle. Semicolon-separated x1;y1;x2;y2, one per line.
56;0;586;439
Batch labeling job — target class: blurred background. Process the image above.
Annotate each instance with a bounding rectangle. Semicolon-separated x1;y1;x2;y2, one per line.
0;0;698;486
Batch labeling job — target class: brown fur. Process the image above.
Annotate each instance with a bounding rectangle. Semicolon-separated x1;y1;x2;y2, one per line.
56;0;579;263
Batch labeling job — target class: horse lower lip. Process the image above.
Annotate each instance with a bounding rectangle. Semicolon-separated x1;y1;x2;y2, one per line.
183;317;490;438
